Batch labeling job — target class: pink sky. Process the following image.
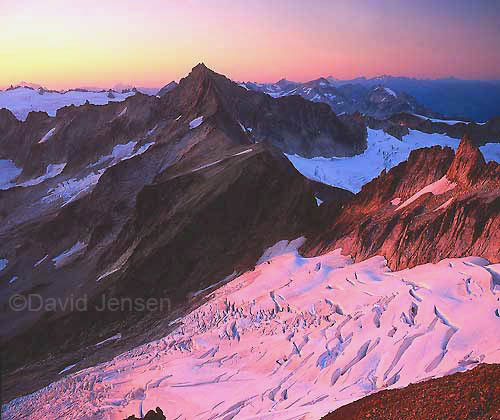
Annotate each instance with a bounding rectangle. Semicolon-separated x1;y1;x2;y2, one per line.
1;0;499;89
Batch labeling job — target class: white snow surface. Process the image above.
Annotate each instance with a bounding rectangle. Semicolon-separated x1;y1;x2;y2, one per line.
286;129;461;193
4;240;500;420
480;143;500;163
52;241;87;269
58;364;78;375
95;333;122;347
17;163;66;188
189;116;204;129
0;87;135;121
412;114;487;125
34;255;48;268
435;197;455;212
396;176;456;210
384;87;397;97
43;141;154;206
38;127;56;144
0;160;22;190
0;162;66;190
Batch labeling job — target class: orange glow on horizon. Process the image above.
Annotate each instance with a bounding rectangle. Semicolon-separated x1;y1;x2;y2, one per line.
1;0;499;89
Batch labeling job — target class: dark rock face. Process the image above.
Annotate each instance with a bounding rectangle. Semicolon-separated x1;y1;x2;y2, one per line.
321;363;500;420
159;64;367;158
157;81;178;97
0;108;20;136
303;136;500;270
0;93;160;180
124;407;166;420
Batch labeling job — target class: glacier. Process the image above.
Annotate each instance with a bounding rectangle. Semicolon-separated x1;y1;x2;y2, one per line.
3;239;499;420
286;129;500;193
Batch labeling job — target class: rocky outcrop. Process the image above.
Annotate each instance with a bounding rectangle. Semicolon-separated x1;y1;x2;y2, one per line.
446;135;486;186
156;81;178;96
303;136;500;269
365;112;500;146
322;363;500;420
0;108;20;138
124;407;166;420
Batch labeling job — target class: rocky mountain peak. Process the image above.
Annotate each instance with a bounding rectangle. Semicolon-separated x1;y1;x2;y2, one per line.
189;62;212;77
446;134;486;186
157;81;178;97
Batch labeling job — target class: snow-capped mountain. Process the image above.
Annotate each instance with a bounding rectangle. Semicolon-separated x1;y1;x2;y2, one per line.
1;64;500;420
328;76;500;122
240;78;437;119
0;86;137;121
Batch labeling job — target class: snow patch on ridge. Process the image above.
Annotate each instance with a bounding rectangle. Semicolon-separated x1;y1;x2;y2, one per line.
38;127;56;144
412;114;477;125
189;116;204;129
52;241;87;269
384;87;397;97
397;176;456;210
44;141;154;205
58;364;78;375
18;163;66;188
0;87;135;121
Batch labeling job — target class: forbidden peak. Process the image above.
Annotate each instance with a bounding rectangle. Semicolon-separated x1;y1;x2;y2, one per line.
447;134;486;185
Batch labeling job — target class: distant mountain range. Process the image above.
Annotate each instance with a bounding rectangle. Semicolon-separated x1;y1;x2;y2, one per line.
241;76;500;122
5;74;500;122
240;78;438;120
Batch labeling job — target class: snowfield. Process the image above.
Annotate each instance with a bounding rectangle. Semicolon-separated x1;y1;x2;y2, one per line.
0;160;22;190
480;142;500;163
41;140;155;206
286;129;500;193
396;176;456;210
0;162;66;190
52;241;87;269
3;239;500;420
0;87;135;121
189;116;204;129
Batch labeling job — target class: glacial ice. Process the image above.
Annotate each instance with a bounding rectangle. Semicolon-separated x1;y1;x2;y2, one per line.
3;243;500;420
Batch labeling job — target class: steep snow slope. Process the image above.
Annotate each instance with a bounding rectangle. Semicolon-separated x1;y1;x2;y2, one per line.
0;87;135;121
0;160;22;189
3;239;499;420
286;129;500;193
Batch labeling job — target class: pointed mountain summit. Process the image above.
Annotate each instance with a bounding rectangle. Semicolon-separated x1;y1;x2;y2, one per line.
302;139;500;270
446;135;486;186
160;64;367;158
